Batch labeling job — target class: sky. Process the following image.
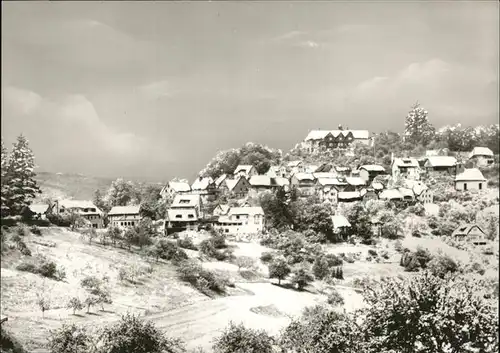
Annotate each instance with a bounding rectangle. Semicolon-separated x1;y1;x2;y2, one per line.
2;1;498;181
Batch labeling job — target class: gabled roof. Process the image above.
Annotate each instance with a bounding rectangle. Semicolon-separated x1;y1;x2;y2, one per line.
249;175;272;187
359;165;385;172
452;223;486;237
317;178;347;186
398;187;415;199
59;200;99;210
425;156;457;167
313;172;338;179
455;168;486;182
393;158;419;168
29;204;50;214
168;181;191;193
191;177;214;191
171;194;201;208
228;207;264;216
346;177;365;186
274;177;290;186
331;215;351;229
214;204;230;215
337;191;362;201
234;165;255;174
265;166;279;177
287;160;302;167
470;147;494;158
379;189;403;200
293;172;315;181
305;165;319;173
304;130;369;141
108;205;141;216
403;180;428;196
425;148;449;157
225;177;249;191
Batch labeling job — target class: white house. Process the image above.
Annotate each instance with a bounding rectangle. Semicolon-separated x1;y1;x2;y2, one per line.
455;168;487;191
423;156;458;175
160;181;191;200
234;165;258;179
469;147;494;167
213;204;230;216
215;206;265;235
358;165;386;183
57;200;103;228
108;205;142;229
301;129;371;153
286;161;305;176
391;158;420;181
290;173;317;196
166;194;203;234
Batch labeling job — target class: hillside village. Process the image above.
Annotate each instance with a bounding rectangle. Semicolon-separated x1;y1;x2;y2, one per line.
1;104;499;353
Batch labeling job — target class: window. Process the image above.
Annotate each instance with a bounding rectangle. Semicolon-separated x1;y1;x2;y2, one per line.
175;215;182;219
180;200;190;204
479;183;482;190
131;222;135;226
188;214;194;219
236;215;240;220
464;183;467;191
120;222;124;226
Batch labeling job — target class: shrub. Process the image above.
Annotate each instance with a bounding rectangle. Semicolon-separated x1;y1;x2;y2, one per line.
0;327;28;353
47;213;72;227
177;237;197;250
291;264;314;291
177;260;228;294
427;254;459;279
260;252;275;264
327;288;345;306
368;249;378;257
48;324;91;353
212;322;274;353
380;250;389;259
16;261;36;273
30;225;42;236
38;261;57;279
15;225;28;237
18;242;32;256
343;255;355;263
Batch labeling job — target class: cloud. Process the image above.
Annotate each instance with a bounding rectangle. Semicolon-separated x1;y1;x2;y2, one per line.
2;86;42;115
295;40;321;49
138;80;173;99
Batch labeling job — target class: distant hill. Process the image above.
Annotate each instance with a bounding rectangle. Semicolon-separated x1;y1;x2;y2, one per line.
34;172;114;201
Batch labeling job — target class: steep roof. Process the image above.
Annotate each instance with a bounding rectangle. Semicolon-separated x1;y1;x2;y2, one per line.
214;204;230;215
346;177;365;186
108;205;141;216
234;165;255;174
265;166;278;177
393;158;419;168
331;215;351;229
225;177;249;191
58;200;102;215
249;175;272;187
452;223;486;237
215;174;228;187
168;181;191;193
425;156;457;167
171;194;201;208
191;177;214;191
228;207;264;216
166;208;198;222
293;172;315;181
359;165;385;172
470;147;494;158
304;130;369;141
29;204;50;214
455;168;486;182
379;189;403;200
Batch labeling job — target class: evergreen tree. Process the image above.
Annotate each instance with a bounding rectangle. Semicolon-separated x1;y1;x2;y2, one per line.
1;139;11;216
93;189;110;213
404;101;435;147
5;135;41;215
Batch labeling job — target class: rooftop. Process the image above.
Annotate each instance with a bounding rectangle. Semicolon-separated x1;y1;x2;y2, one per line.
228;206;264;216
171;194;201;208
168;181;191;192
108;205;141;216
393;158;419;168
331;215;351;229
455;168;486;182
425;156;457;167
359;164;385;172
305;129;370;141
470;147;494;158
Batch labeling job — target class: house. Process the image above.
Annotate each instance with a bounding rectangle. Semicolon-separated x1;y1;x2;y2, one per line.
425;148;450;157
398;188;415;202
160;181;191;200
234;165;258;178
346;176;366;191
222;176;251;198
57;200;103;228
28;204;52;220
304;165;319;173
287;161;305;175
335;166;351;177
166;194;203;234
214;174;228;188
290;173;316;196
423;156;458;175
315;178;345;203
452;223;487;245
301;128;371;153
405;180;433;204
331;215;351;240
215;206;265;235
392;158;420;181
108;205;142;229
469;147;494;167
191;176;217;202
417;188;434;204
337;191;363;203
379;189;403;202
213;204;230;216
358;165;386;183
455;168;487;191
313;172;338;179
249;175;274;192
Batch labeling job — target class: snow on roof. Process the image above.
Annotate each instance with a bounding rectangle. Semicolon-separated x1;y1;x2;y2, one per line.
29;204;50;214
379;189;403;200
452;223;486;237
337;191;362;200
168;181;191;192
455;168;486;182
171;194;201;208
398;188;415;198
166;208;198;222
359;165;385;172
274;177;290;186
371;182;384;190
228;207;264;216
59;200;98;210
293;172;316;181
313;172;338;179
331;215;351;229
191;177;214;191
234;165;254;174
317;177;347;186
249;175;272;186
346;177;365;186
425;156;457;167
287;160;302;167
108;205;141;216
215;174;228;187
265;166;278;177
470;147;494;158
393;158;419;168
304;130;369;141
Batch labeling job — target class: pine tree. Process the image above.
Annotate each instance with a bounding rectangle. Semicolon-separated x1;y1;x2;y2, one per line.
5;135;41;215
1;139;11;216
404;101;435;147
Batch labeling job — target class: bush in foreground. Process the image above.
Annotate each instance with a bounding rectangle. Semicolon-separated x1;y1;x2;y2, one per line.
1;327;28;353
212;321;274;353
177;260;228;294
